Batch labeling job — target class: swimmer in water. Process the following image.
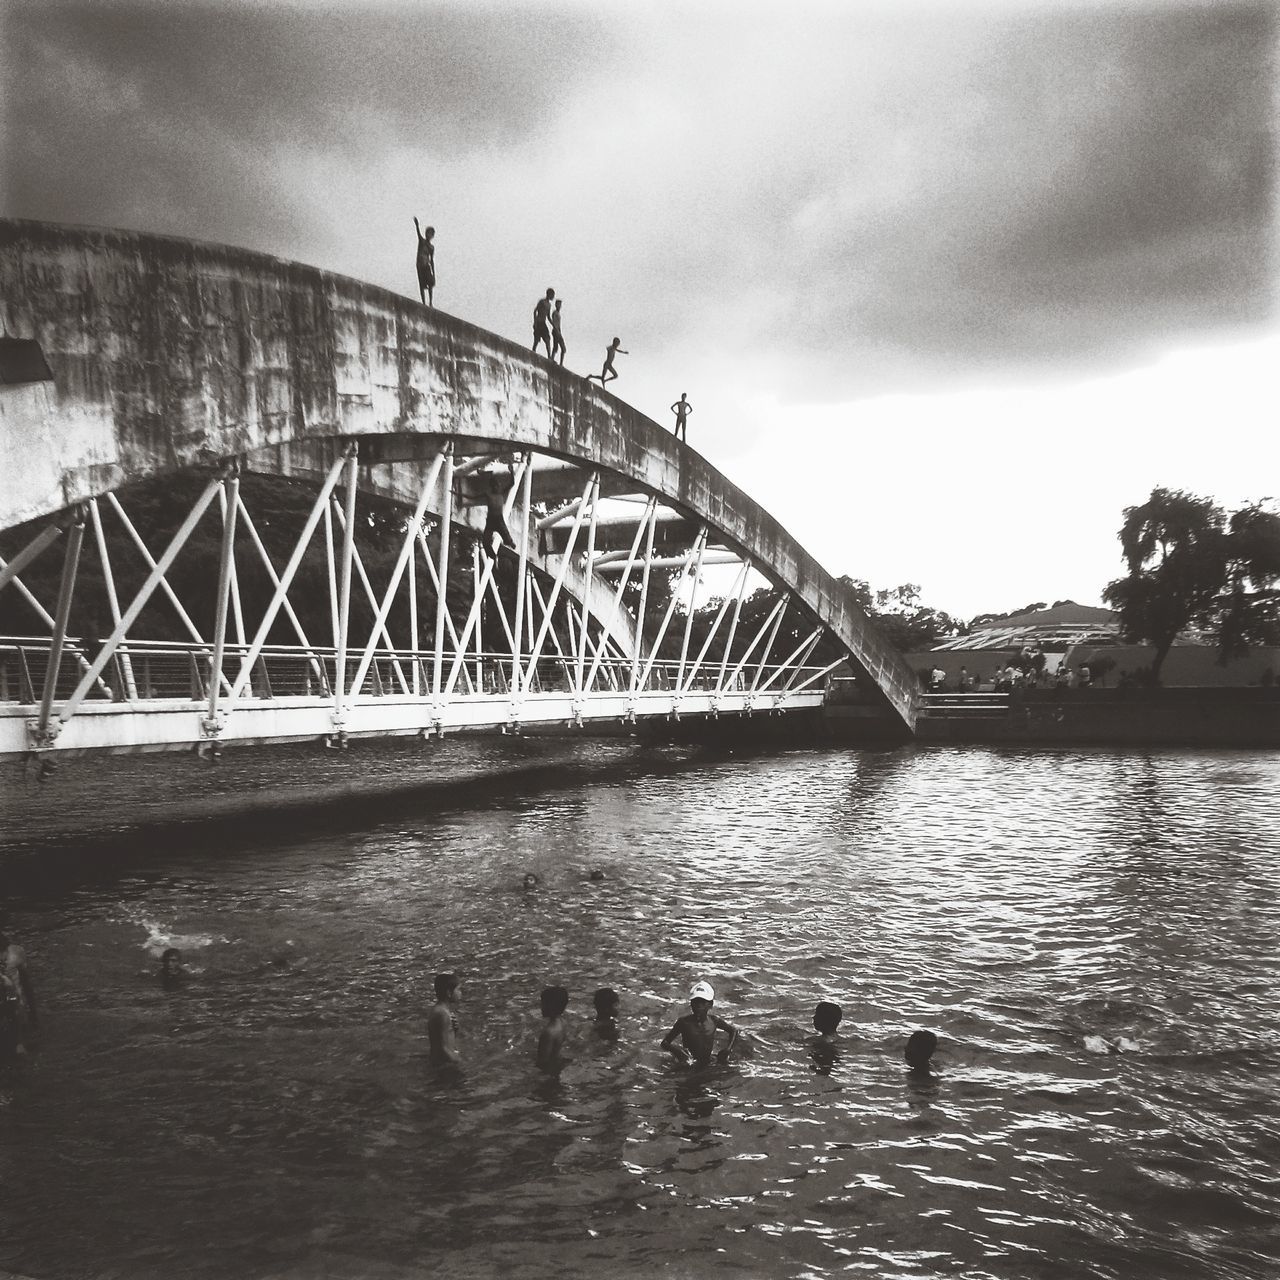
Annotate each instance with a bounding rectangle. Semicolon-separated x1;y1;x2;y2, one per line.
661;981;739;1067
428;972;462;1068
808;1000;842;1072
0;932;37;1048
537;985;571;1073
592;987;620;1041
160;947;186;988
522;872;541;893
905;1029;939;1079
589;869;605;882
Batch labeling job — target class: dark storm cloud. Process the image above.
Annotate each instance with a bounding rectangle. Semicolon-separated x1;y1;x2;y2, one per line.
759;3;1275;395
2;1;609;245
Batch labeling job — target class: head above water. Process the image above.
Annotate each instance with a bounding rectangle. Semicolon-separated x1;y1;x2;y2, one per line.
161;947;182;968
593;987;619;1019
689;980;714;1008
434;972;460;1001
523;873;540;889
541;985;569;1018
905;1029;938;1069
813;1001;842;1035
545;287;555;300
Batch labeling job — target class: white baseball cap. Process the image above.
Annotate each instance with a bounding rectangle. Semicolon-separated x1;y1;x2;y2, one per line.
690;981;715;1002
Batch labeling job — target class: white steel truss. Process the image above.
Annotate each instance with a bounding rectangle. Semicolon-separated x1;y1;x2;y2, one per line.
0;441;853;758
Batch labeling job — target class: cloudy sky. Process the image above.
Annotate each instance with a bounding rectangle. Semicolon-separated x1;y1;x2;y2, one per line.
3;0;1275;618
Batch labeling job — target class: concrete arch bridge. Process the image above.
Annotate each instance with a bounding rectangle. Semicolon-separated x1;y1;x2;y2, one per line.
0;220;919;760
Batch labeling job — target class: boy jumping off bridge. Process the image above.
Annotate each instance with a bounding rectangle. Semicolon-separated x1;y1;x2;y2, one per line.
587;338;627;387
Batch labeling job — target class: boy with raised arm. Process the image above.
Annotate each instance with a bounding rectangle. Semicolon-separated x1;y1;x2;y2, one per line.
661;980;739;1067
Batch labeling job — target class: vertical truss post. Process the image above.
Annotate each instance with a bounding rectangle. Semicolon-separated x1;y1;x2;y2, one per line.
680;559;750;695
676;532;708;692
722;595;785;696
229;455;347;702
509;457;533;697
574;476;601;695
639;527;707;691
443;553;497;697
34;507;86;746
323;496;339;647
629;499;660;695
750;600;788;693
348;448;447;701
58;478;224;730
409;527;419;695
530;576;572;689
715;561;752;694
104;492;217;661
88;497;137;699
432;446;455;700
332;513;411;694
234;495;325;692
584;497;656;695
334;446;360;722
414;525;472;692
520;470;595;689
204;471;240;734
472;541;482;691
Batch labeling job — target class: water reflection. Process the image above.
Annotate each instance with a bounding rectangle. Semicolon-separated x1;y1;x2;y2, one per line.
2;741;1279;1279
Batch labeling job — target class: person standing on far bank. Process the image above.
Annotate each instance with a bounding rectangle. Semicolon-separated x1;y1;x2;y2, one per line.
670;393;692;442
413;218;435;307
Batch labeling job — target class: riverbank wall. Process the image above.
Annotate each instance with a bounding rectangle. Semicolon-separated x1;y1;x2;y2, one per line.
823;687;1280;748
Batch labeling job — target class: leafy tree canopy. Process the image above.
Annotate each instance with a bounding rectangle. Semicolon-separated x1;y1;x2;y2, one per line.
1102;487;1280;680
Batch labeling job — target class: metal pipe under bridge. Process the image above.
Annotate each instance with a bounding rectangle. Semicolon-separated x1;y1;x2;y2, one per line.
0;219;920;759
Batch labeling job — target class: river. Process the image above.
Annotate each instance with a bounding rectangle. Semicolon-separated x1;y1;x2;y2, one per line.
2;738;1278;1279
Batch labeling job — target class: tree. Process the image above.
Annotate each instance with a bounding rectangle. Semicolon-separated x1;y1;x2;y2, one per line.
865;582;965;653
1102;488;1280;681
1216;502;1280;660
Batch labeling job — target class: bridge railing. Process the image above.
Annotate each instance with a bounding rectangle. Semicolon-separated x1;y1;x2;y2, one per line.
0;637;835;706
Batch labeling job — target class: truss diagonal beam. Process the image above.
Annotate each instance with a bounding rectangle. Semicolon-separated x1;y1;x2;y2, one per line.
584;497;657;695
0;521;63;594
228;453;348;702
57;478;223;729
347;446;447;700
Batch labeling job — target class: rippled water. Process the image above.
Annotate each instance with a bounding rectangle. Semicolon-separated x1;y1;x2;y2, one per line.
3;740;1279;1279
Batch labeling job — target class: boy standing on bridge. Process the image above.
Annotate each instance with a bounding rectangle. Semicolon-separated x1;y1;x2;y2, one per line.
533;288;555;358
413;218;435;307
670;392;692;442
661;981;739;1067
551;300;567;366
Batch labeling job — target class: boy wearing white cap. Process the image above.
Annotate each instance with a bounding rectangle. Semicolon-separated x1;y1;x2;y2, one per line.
661;981;740;1067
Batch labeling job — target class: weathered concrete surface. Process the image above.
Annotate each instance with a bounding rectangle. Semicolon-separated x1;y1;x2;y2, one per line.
0;219;919;730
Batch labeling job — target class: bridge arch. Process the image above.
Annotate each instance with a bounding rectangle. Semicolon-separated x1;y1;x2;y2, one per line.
0;219;919;747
